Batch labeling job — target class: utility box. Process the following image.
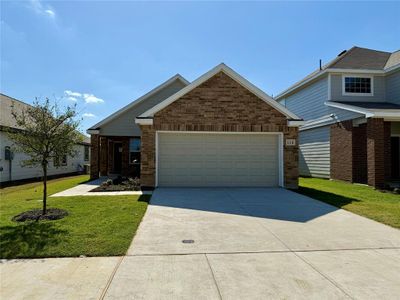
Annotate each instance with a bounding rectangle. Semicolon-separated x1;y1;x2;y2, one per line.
4;146;14;161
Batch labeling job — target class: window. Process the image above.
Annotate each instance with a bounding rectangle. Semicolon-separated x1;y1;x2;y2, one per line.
343;76;373;95
84;145;89;161
53;155;67;167
54;156;60;167
129;138;141;164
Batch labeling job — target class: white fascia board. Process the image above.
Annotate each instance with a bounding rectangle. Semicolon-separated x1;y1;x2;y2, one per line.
87;74;189;130
384;63;400;74
326;68;385;74
86;129;100;134
324;101;373;118
287;120;305;127
325;101;400;120
139;63;301;120
372;110;400;119
299;114;337;131
135;118;153;125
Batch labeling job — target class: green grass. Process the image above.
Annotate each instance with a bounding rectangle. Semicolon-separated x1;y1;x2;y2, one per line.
298;177;400;229
0;175;149;258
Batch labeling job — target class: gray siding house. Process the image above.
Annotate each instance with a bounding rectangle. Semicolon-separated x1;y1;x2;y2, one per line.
276;46;400;188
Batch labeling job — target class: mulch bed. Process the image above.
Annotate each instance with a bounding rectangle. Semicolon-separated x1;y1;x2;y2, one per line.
90;176;141;192
90;185;140;192
12;208;69;222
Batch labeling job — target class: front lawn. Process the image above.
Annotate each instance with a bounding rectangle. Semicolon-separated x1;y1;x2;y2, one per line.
298;177;400;229
0;175;149;258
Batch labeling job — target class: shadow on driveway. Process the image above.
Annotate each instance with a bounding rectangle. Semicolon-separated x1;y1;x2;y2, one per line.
149;188;342;223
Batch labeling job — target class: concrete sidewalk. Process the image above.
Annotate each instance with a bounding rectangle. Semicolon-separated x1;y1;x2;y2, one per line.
50;178;152;197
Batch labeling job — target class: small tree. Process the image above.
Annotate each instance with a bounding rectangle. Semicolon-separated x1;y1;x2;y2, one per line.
8;98;82;215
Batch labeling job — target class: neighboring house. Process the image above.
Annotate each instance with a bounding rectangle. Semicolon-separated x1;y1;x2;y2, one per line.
88;63;303;188
276;46;400;189
0;94;91;184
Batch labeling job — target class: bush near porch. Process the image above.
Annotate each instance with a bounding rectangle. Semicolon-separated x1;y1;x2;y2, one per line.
298;177;400;229
0;175;149;258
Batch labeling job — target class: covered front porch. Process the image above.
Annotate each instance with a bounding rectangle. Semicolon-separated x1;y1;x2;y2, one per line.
327;101;400;189
89;135;141;179
331;117;400;189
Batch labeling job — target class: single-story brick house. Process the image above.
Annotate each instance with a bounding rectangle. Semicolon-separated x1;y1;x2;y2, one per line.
87;64;303;188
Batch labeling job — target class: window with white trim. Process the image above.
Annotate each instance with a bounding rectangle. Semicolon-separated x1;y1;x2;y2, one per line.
343;76;373;95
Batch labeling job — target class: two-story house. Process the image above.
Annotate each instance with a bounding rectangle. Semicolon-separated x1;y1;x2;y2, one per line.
276;46;400;189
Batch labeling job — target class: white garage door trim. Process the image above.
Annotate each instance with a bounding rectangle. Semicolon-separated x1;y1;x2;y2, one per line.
155;131;284;187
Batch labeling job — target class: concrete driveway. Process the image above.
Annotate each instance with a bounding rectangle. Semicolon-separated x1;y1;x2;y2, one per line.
2;188;400;299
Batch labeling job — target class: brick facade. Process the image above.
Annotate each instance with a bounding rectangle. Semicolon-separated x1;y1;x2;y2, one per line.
140;71;299;188
384;122;391;182
331;118;391;189
330;120;354;182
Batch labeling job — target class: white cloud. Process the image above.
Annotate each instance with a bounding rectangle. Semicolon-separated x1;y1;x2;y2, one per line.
29;0;56;19
63;89;104;104
83;93;104;104
45;9;55;18
83;113;96;118
64;90;82;97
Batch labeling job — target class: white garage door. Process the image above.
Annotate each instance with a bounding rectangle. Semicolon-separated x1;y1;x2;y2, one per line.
157;132;281;187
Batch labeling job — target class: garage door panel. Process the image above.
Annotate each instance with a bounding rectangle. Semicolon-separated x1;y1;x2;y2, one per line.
158;132;280;187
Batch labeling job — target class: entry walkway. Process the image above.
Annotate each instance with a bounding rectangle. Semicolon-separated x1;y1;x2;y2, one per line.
50;177;152;197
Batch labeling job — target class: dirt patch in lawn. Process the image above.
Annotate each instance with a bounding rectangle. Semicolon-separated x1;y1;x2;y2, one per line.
13;208;68;222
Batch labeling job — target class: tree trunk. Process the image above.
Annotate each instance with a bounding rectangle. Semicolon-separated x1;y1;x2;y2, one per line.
42;163;47;215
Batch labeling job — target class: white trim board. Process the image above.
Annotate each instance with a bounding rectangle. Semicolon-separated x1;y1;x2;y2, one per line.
155;131;285;188
137;63;301;122
86;74;189;133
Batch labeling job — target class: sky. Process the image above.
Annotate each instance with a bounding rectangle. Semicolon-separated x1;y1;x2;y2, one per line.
1;1;399;133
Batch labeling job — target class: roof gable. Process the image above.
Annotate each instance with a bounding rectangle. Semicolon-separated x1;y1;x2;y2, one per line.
137;63;300;121
276;46;399;99
87;74;189;131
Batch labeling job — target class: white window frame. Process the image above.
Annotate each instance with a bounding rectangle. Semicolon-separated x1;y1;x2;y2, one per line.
342;74;374;97
155;131;284;188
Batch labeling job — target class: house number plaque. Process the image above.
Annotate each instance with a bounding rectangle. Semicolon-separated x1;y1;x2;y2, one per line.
286;139;296;146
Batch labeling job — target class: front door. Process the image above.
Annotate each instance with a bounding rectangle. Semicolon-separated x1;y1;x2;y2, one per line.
113;142;122;174
391;137;400;180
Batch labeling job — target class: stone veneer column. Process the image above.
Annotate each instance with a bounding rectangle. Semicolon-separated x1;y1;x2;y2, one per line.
90;134;99;179
367;118;385;188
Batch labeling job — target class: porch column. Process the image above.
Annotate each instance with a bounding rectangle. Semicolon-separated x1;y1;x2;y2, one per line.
367;118;385;188
90;134;100;179
99;136;108;176
384;122;392;181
